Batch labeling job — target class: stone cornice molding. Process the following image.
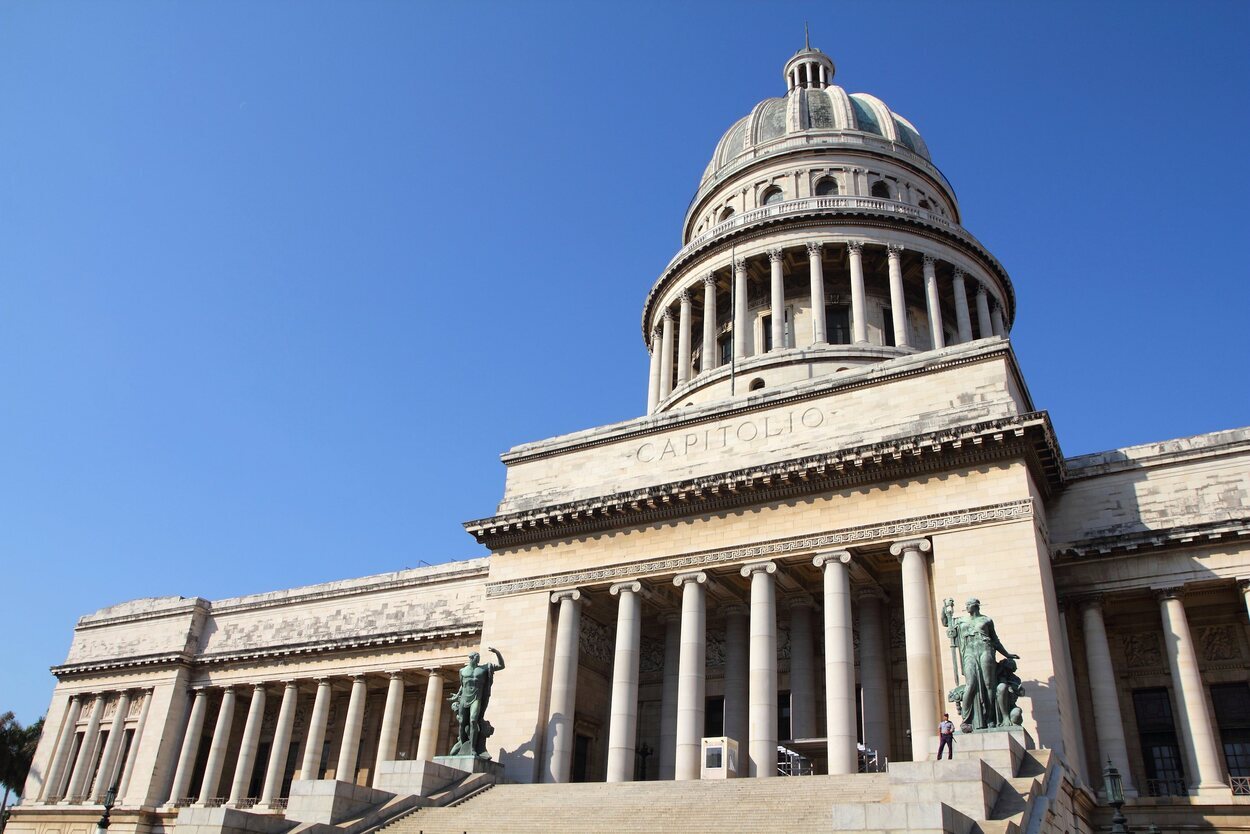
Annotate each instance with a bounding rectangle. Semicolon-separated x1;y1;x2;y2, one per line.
1052;517;1250;561
483;499;1032;599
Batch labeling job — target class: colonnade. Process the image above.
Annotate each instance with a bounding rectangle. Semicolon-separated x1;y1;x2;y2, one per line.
541;538;940;783
41;688;153;804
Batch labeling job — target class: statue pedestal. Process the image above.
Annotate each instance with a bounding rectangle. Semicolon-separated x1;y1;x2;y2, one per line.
433;754;504;779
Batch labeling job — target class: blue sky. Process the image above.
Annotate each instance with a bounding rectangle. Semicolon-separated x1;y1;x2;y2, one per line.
2;2;1248;726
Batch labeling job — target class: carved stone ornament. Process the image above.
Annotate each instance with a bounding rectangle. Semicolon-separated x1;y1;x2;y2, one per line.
845;240;864;255
886;243;904;257
1121;631;1163;669
679;289;693;305
922;254;936;268
1198;625;1239;662
703;273;717;287
767;248;785;263
639;635;665;674
578;616;614;669
733;257;747;272
805;241;823;256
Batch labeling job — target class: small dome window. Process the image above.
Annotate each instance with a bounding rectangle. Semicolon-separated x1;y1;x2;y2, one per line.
918;199;932;210
870;180;891;199
749;378;766;391
719;207;735;222
814;177;839;197
761;186;785;206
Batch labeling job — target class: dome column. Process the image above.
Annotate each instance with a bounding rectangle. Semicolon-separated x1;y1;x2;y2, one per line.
659;310;675;400
975;283;993;339
807;242;827;343
768;249;786;351
990;301;1006;338
847;241;868;344
923;255;945;349
951;270;974;343
701;274;718;374
886;244;910;348
676;290;693;386
646;327;662;413
733;258;749;359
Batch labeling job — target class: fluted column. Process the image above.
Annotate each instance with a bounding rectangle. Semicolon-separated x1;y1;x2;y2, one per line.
1158;588;1226;792
229;684;267;805
815;552;857;774
335;675;368;784
606;581;644;782
658;613;680;780
261;681;299;805
659;310;675;400
847;241;868;344
543;589;585;783
787;597;816;740
733;258;749;359
63;695;104;802
674;571;708;780
93;691;132;800
373;672;405;782
886;244;909;348
647;327;662;413
990;302;1006;338
676;290;693;385
890;538;937;761
923;255;945;350
198;687;237;804
741;561;777;777
701;274;718;374
857;587;892;760
117;689;152;802
300;679;332;780
768;249;786;351
806;242;826;343
722;605;749;752
42;695;83;801
974;283;992;339
415;672;444;762
168;689;209;804
951;269;973;343
1078;597;1136;796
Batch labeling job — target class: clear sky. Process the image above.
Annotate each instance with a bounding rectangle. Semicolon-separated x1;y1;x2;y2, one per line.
2;1;1248;726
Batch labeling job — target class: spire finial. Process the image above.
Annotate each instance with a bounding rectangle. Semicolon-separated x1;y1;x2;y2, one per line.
804;21;810;50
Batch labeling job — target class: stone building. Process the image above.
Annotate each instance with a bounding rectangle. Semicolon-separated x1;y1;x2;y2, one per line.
11;43;1250;834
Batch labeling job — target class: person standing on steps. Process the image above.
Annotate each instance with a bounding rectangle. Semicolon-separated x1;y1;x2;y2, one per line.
937;713;955;760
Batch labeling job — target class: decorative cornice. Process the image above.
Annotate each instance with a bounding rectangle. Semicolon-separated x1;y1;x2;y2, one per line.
1052;518;1250;561
483;499;1033;599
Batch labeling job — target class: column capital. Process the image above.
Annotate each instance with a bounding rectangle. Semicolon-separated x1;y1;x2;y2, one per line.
975;282;989;297
1069;593;1105;611
673;570;708;587
845;239;863;255
922;253;936;269
886;242;904;258
813;550;852;569
609;580;642;597
550;588;586;605
721;603;749;618
889;537;932;557
703;272;717;287
805;241;823;256
1153;585;1185;602
855;585;889;603
952;267;965;280
766;248;785;263
679;289;693;305
739;560;777;578
384;671;405;681
733;257;747;272
651;325;662;341
784;592;816;610
348;673;367;682
661;308;675;323
1239;578;1250;592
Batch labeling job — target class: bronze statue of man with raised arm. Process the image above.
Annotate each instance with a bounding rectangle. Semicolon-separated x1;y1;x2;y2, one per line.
448;646;505;759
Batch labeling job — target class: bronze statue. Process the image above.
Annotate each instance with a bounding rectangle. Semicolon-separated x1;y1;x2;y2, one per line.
448;647;505;759
942;598;1022;730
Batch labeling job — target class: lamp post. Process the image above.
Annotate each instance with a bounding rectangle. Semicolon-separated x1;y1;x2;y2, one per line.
1102;759;1129;834
95;787;116;834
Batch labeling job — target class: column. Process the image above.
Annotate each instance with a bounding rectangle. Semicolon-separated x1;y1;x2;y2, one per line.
543;589;584;783
768;249;785;351
658;613;680;780
1078;597;1136;796
886;244;909;348
42;695;83;801
117;689;152;802
847;241;868;344
857;587;892;760
198;686;237;804
335;675;368;784
659;310;675;400
741;561;777;777
646;327;662;413
415;672;444;762
673;571;708;780
990;301;1006;338
373;672;405;781
723;605;749;752
261;681;299;806
300;679;332;780
787;597;816;740
807;242;826;344
1057;607;1090;786
1241;580;1250;621
974;283;992;338
951;269;973;343
64;695;104;802
228;684;266;805
701;274;718;374
733;258;749;359
606;581;644;782
815;552;857;775
168;689;209;804
1158;588;1226;792
923;255;945;350
676;290;693;386
93;691;132;800
889;538;937;761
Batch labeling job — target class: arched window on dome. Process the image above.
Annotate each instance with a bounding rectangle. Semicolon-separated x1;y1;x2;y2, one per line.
814;177;839;197
870;180;892;199
918;199;932;210
719;207;736;223
761;186;784;206
749;378;765;392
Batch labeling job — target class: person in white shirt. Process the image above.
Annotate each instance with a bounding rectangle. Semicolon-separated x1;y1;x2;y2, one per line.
937;713;955;760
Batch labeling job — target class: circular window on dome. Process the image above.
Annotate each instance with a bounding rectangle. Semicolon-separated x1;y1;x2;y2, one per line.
749;378;766;391
761;186;784;206
814;177;839;197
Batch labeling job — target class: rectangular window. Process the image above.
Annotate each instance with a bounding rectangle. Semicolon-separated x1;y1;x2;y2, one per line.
1212;683;1250;780
761;310;792;352
826;304;851;345
882;307;896;347
718;334;732;366
1133;688;1186;795
778;690;792;742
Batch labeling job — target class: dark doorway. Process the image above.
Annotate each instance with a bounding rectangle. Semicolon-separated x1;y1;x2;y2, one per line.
571;734;591;783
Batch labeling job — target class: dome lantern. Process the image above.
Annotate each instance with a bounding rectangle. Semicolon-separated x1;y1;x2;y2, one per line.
783;28;834;91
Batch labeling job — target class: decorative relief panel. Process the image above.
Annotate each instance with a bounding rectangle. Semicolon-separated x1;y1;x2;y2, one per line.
889;609;906;652
1199;625;1239;662
127;697;144;718
579;617;614;672
102;697;118;720
706;633;726;669
1121;632;1162;669
640;636;665;674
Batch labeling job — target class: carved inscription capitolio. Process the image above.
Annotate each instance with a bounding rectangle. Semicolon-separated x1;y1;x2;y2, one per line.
633;406;832;464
